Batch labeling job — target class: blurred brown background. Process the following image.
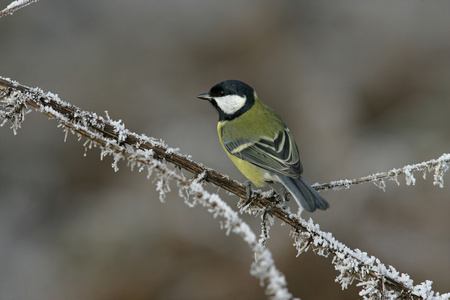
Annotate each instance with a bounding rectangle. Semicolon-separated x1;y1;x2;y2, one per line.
1;1;449;299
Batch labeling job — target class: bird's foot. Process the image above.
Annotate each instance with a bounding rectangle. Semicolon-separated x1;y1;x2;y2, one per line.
243;180;253;206
278;187;288;209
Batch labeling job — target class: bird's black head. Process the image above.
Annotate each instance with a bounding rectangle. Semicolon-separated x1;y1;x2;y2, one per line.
198;80;256;121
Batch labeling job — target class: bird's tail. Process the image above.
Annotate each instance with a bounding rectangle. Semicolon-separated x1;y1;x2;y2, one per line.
277;175;329;212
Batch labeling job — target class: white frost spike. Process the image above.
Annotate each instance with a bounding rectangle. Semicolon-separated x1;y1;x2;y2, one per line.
391;174;400;186
404;166;416;186
177;182;192;206
434;161;449;188
100;147;109;161
291;231;311;256
156;175;170;202
64;127;69;142
373;179;386;191
146;165;153;179
357;280;379;298
0;90;29;134
111;152;123;172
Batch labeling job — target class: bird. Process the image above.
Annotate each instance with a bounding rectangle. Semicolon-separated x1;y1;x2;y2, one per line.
198;80;329;213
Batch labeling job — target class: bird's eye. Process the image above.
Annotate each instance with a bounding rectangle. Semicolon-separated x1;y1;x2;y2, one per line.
219;90;226;96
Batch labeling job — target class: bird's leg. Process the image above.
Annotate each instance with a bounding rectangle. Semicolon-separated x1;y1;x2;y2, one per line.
243;180;253;206
279;186;288;209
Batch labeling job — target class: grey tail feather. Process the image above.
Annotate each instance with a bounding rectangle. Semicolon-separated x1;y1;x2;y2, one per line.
277;175;330;212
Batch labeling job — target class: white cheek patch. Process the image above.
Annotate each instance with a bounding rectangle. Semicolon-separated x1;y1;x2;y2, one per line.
214;95;246;115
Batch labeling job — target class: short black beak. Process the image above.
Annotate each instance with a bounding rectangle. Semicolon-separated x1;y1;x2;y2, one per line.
197;93;212;100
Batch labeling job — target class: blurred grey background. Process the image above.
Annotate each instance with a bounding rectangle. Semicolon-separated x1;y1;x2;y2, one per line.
1;1;449;299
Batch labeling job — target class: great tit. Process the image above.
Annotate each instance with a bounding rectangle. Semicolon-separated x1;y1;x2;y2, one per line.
198;80;329;213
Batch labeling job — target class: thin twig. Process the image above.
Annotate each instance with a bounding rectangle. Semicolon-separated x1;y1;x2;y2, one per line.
314;154;450;191
0;0;40;18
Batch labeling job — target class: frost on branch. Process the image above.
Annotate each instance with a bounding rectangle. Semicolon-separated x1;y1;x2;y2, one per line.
0;0;40;18
290;218;450;300
1;77;449;299
99;145;294;298
0;83;30;134
0;78;294;299
315;153;450;192
186;178;293;300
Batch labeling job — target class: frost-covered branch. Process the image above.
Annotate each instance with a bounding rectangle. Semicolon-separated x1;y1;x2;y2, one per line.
0;78;293;300
314;154;450;192
0;76;294;300
0;0;39;18
289;218;449;299
1;77;449;299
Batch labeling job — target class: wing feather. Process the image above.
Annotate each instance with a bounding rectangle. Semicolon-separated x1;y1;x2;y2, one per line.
223;126;303;178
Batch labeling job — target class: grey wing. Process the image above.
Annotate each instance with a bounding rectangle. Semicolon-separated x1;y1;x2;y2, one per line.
223;126;303;178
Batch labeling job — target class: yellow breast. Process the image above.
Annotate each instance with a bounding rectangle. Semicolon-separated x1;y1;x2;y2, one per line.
217;121;269;187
